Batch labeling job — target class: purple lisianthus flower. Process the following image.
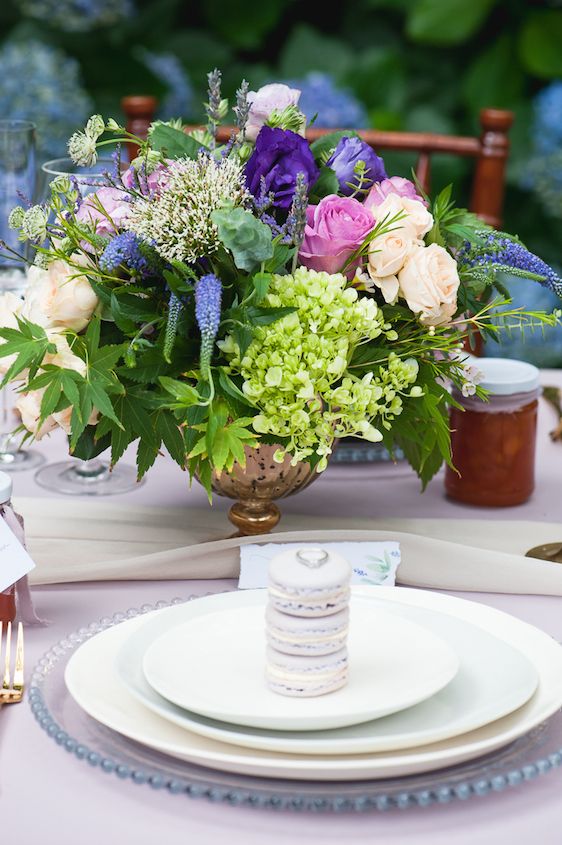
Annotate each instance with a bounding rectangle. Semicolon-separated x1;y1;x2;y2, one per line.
245;126;319;209
326;136;386;197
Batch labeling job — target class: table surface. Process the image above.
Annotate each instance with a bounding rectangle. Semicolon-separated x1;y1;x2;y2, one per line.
2;370;562;844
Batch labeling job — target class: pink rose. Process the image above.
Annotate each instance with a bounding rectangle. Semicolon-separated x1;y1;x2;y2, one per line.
299;195;375;277
365;176;428;211
76;187;131;237
121;161;171;193
398;243;460;326
246;83;302;141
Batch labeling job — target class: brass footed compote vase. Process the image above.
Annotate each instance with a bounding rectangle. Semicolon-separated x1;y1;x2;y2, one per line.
209;444;321;536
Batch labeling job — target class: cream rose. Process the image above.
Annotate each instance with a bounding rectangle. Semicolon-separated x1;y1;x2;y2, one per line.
15;335;98;439
373;193;434;239
21;259;98;332
15;391;58;440
398;243;460;326
0;292;23;375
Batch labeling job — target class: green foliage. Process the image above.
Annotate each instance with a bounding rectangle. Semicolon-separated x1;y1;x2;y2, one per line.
212;208;274;272
519;11;562;78
406;0;495;45
149;123;204;159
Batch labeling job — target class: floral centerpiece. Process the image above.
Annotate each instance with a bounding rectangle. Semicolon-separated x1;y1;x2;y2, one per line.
0;71;560;522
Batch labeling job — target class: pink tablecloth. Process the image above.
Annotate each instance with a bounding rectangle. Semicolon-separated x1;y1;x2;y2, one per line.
2;370;562;844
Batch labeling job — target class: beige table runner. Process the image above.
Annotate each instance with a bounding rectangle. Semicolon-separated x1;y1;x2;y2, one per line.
15;497;562;596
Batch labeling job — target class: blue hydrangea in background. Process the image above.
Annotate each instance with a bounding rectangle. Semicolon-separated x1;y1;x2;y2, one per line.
524;81;562;219
533;81;562;155
15;0;134;32
284;72;368;129
0;40;93;160
138;50;194;120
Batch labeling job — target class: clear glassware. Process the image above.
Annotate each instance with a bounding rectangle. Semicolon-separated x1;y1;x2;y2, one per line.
33;157;139;495
37;156;113;202
28;596;562;813
0;120;44;471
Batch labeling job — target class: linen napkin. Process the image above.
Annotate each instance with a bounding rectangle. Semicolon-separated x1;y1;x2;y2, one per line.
15;497;562;596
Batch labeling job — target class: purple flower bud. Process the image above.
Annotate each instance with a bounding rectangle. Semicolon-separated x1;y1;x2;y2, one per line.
326;136;386;197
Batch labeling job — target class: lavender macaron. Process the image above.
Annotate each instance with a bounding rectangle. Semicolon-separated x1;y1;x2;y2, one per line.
266;605;349;656
268;547;352;617
265;646;348;697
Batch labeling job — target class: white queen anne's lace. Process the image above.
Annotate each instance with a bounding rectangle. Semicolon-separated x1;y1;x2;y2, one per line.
127;153;248;264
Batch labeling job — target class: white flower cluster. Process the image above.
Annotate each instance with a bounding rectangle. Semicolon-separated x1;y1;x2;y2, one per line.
67;114;105;167
127;153;248;264
460;363;483;398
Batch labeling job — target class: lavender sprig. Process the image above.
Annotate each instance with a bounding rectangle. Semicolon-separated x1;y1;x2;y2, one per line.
205;68;223;148
195;273;222;377
286;172;309;271
234;79;250;140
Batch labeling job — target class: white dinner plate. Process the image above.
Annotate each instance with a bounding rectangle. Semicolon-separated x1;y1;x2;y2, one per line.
116;592;538;755
65;587;562;781
142;595;459;731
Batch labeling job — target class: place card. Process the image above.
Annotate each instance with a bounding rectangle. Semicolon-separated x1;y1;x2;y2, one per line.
239;541;400;589
0;516;36;592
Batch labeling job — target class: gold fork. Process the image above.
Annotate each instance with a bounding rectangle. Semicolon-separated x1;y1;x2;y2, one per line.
0;621;24;705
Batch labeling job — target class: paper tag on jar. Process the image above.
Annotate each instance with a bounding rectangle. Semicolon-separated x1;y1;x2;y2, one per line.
238;541;400;589
0;515;35;592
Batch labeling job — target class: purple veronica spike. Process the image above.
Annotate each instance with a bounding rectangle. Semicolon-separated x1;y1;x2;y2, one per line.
458;232;562;297
195;273;222;374
99;231;148;274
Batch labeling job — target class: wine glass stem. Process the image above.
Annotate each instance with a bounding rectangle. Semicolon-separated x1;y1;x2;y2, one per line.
0;386;15;455
73;459;108;480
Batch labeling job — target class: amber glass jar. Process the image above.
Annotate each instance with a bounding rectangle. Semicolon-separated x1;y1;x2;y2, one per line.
0;472;16;623
445;358;540;507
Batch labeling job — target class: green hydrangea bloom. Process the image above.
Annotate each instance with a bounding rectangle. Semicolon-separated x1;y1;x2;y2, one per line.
220;267;420;470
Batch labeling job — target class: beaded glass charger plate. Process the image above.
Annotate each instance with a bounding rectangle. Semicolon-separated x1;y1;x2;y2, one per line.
140;592;460;731
30;596;562;813
116;591;538;755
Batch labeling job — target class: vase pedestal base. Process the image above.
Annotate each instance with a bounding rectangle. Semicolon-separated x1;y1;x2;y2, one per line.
227;499;281;537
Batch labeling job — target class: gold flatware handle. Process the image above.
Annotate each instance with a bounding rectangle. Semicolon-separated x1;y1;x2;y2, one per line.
526;543;562;563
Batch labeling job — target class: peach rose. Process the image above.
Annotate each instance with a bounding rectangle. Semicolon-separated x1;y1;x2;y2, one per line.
398;243;460;326
16;335;98;438
21;259;98;332
15;391;58;440
0;292;23;375
371;193;434;240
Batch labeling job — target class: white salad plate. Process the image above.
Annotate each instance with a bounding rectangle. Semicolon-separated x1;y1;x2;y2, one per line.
65;587;562;781
141;592;459;731
116;591;538;755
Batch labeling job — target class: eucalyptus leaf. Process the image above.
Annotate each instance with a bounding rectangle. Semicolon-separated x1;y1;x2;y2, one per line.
212;208;274;272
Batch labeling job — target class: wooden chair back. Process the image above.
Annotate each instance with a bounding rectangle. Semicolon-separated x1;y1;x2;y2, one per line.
122;97;513;228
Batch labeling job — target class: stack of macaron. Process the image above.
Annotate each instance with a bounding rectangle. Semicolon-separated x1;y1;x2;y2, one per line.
265;546;352;697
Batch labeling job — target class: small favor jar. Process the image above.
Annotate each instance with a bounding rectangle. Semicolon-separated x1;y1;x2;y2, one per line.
445;358;541;507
